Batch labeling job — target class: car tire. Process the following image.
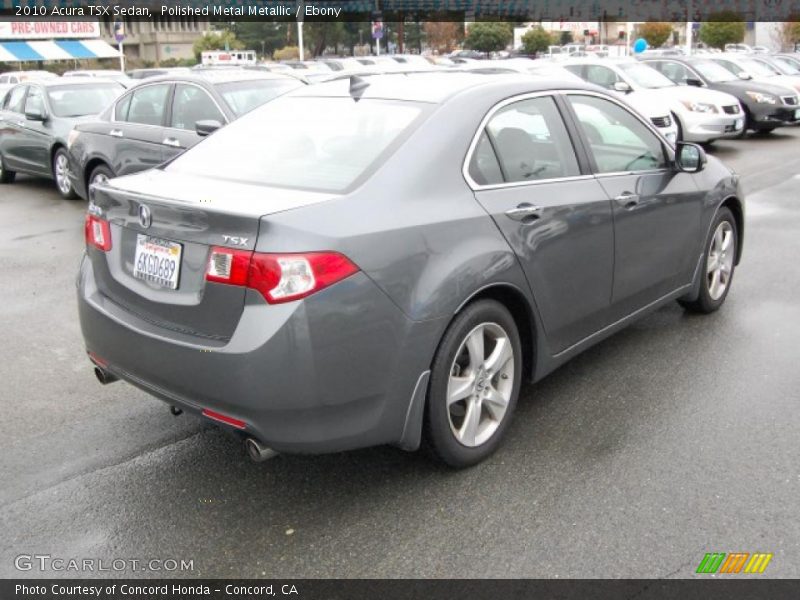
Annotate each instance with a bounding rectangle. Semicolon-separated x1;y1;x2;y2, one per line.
678;207;738;314
0;154;15;184
88;164;114;189
424;299;522;468
52;148;77;199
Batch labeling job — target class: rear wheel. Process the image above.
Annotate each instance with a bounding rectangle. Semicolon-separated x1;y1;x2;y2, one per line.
0;153;15;184
88;164;114;189
424;299;522;468
679;207;738;314
52;148;76;199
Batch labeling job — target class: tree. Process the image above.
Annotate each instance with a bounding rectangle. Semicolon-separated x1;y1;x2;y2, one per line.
424;22;463;53
638;22;674;48
464;22;513;54
698;14;746;49
521;27;552;56
559;30;574;45
192;31;244;62
773;19;800;51
236;22;291;58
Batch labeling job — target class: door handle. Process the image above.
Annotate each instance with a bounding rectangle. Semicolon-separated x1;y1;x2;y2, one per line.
162;137;181;148
614;192;641;209
109;129;123;138
505;203;542;221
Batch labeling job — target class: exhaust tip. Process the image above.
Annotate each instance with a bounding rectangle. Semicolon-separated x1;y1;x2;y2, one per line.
245;437;278;462
94;366;118;385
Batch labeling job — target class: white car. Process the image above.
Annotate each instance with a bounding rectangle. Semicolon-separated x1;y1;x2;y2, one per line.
562;58;745;142
461;58;680;143
707;53;800;94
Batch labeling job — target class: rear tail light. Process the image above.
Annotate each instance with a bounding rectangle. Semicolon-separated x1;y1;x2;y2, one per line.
84;214;111;251
205;248;358;304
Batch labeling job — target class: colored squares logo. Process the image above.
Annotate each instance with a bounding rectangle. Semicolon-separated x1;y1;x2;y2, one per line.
697;552;773;574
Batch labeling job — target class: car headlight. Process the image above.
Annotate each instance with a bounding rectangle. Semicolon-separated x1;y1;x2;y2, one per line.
681;100;718;113
67;129;81;149
745;91;777;104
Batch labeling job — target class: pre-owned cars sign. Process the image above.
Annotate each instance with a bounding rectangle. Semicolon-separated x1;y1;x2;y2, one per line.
0;21;100;40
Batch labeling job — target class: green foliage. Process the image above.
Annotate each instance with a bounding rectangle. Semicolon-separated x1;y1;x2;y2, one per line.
638;22;675;48
464;22;513;54
273;46;300;61
236;22;291;58
521;27;553;56
698;14;746;49
192;31;244;62
559;30;574;45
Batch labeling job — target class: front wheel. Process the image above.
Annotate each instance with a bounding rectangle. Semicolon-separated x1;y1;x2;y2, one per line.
53;148;77;199
424;299;522;468
679;207;738;314
88;163;114;189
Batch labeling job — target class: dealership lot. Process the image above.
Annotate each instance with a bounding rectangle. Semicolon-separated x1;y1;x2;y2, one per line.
1;128;799;578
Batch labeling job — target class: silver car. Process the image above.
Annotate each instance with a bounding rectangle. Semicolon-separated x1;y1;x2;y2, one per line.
78;73;744;468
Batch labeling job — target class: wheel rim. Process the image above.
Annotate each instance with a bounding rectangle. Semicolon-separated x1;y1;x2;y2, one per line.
92;172;109;186
706;221;735;301
54;153;71;195
447;322;514;448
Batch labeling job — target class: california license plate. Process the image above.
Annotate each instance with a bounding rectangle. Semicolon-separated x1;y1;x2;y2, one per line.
133;234;182;289
795;108;800;120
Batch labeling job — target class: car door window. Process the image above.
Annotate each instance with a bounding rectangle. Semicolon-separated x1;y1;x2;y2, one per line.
584;65;622;89
24;86;43;115
568;95;667;173
0;76;7;84
114;92;132;121
468;132;504;185
5;86;27;113
479;96;580;184
169;84;224;130
124;84;170;126
657;61;692;84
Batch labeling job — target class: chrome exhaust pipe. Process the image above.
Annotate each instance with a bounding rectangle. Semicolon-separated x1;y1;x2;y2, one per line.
94;366;118;385
244;437;278;462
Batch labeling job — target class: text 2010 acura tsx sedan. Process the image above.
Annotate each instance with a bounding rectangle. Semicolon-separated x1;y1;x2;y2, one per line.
78;73;744;468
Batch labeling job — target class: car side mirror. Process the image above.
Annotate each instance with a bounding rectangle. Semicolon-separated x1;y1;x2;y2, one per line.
25;107;46;121
675;142;707;173
686;77;704;87
195;119;222;137
737;71;752;80
613;81;632;93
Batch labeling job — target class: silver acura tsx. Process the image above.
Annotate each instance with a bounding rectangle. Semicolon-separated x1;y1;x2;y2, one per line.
78;72;743;468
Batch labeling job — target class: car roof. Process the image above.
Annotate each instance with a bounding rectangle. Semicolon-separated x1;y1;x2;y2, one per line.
289;71;596;103
34;78;124;88
135;70;299;86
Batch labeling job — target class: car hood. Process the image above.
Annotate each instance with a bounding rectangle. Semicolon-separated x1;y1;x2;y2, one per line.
623;90;674;118
650;85;740;107
712;79;799;98
101;168;340;218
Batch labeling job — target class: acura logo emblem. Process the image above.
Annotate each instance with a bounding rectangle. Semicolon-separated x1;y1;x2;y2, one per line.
138;204;152;229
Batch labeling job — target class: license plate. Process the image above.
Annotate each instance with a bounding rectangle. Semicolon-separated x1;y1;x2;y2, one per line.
795;108;800;120
133;234;182;289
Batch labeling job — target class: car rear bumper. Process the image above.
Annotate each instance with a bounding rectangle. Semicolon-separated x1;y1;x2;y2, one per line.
77;254;444;454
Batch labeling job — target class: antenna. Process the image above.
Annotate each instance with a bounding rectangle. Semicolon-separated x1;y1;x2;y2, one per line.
349;75;370;100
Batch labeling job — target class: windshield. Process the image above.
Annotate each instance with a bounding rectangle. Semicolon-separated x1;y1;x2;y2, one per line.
215;78;303;117
740;58;778;77
691;60;738;82
617;63;675;88
166;97;427;193
773;56;800;74
758;58;798;76
47;83;122;117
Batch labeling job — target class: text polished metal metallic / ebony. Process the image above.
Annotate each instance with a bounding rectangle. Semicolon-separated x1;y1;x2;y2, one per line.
77;73;744;468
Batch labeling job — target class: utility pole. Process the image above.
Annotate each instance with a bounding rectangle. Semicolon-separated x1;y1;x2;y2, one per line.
297;0;305;60
685;0;693;55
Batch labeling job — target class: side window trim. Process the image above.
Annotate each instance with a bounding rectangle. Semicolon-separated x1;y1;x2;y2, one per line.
463;91;593;191
561;90;674;177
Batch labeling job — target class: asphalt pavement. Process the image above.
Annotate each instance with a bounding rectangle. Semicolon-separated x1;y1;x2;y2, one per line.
1;129;799;579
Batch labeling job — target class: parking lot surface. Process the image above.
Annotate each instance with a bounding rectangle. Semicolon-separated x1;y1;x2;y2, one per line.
1;129;799;578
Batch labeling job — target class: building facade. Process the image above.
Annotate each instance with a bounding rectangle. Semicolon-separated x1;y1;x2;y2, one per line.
100;17;210;64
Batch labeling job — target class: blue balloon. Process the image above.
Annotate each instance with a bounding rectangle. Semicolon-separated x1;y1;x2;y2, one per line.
633;38;648;54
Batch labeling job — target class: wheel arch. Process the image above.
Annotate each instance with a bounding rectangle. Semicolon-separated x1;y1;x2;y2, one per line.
720;195;744;265
83;157;112;191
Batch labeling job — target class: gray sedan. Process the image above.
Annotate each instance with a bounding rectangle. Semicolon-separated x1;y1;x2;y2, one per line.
78;73;743;468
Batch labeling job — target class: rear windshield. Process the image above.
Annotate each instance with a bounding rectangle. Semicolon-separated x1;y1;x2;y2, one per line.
215;78;303;117
166;96;427;193
47;83;122;117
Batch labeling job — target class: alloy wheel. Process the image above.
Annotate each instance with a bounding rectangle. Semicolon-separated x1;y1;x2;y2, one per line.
706;221;735;301
92;172;109;186
447;322;515;447
55;153;72;195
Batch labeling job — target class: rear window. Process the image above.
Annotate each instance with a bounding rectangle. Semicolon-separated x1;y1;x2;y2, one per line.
166;96;427;193
47;83;122;117
215;78;303;117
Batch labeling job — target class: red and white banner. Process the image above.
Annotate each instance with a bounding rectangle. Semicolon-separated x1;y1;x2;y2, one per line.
0;21;100;40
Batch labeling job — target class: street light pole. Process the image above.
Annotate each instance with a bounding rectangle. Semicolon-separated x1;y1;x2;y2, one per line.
297;0;304;60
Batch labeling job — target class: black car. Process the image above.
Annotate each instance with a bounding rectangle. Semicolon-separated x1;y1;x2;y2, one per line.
67;70;305;199
0;79;124;198
641;56;800;133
